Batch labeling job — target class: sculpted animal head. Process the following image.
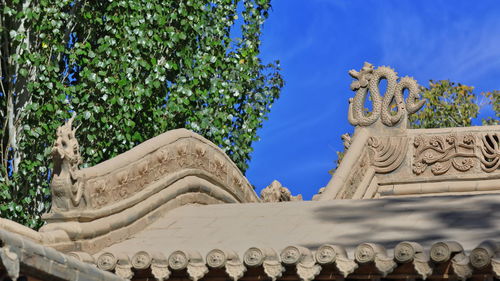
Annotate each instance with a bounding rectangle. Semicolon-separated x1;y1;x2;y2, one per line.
52;114;82;176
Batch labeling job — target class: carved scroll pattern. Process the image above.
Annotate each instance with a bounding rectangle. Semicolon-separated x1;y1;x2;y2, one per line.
413;133;500;176
480;133;500;172
368;136;407;173
85;140;251;209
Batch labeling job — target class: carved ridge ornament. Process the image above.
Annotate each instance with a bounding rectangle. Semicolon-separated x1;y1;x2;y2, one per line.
413;133;500;176
368;136;407;173
48;117;255;212
348;62;425;127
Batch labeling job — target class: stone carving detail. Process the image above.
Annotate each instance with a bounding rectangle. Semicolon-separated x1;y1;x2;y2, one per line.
368;136;407;173
450;253;472;281
168;251;189;270
348;62;425;127
492;258;500;278
296;262;322;281
394;241;432;279
413;134;476;175
243;247;264;267
470;241;500;270
226;260;247;281
263;260;285;281
335;256;358;278
355;243;395;276
151;263;171;281
206;249;226;268
261;180;302;202
97;252;117;271
50;114;86;211
48;117;256;213
132;251;151;269
0;246;20;281
280;246;301;265
315;245;338;264
480;133;500;172
340;149;370;199
186;262;209;281
341;133;352;150
151;253;171;281
115;262;134;280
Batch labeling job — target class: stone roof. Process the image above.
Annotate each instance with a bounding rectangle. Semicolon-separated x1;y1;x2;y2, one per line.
0;229;123;281
80;194;500;280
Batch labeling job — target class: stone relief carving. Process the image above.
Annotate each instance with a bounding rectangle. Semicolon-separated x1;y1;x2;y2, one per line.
260;180;302;202
226;259;247;281
368;136;407;173
50;114;86;211
413;134;476;175
48;117;256;213
480;133;500;172
394;242;432;280
413;133;500;176
354;243;396;277
340;149;370;199
347;62;425;127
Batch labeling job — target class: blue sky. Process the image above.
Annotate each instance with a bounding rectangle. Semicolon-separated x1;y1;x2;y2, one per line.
245;0;500;199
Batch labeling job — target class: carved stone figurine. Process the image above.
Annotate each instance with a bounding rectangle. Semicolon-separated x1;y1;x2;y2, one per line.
347;62;425;128
50;114;86;211
260;180;302;202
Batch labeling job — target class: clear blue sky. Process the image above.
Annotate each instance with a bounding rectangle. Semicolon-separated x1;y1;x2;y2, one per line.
246;0;500;200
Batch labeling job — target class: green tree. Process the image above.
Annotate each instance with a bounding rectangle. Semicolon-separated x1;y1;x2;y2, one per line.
410;80;478;128
0;0;283;228
409;80;498;128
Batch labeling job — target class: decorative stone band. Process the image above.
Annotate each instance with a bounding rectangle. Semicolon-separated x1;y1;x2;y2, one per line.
45;128;259;220
321;126;500;200
83;240;500;281
413;132;500;176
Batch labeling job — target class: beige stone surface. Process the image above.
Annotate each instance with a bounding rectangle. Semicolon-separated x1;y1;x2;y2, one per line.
320;63;500;200
100;194;500;255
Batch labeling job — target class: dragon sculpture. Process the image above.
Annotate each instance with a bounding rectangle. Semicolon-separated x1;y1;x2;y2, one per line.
50;114;86;211
347;62;425;127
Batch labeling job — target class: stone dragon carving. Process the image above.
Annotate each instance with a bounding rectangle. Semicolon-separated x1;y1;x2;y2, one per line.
50;114;86;211
348;62;425;127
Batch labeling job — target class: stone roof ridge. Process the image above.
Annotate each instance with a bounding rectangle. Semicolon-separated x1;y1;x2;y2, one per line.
83;240;500;281
317;62;500;200
33;117;262;254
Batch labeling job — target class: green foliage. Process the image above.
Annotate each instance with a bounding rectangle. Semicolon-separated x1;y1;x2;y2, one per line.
409;80;480;128
0;0;283;228
483;90;500;125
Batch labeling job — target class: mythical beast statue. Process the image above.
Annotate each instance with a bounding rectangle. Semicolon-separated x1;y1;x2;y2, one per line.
50;114;86;211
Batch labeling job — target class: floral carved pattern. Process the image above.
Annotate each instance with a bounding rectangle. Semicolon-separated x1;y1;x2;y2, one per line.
413;134;476;175
83;139;252;210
